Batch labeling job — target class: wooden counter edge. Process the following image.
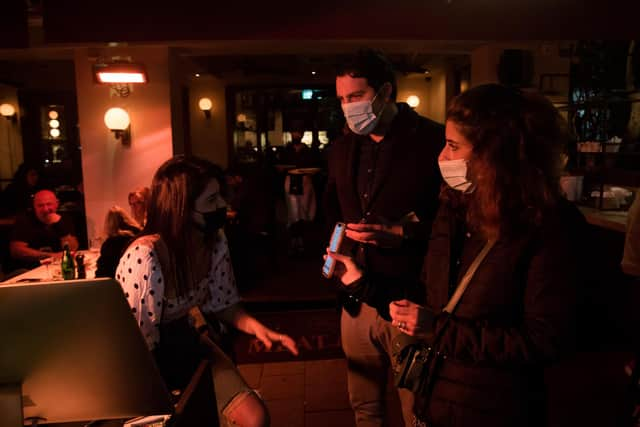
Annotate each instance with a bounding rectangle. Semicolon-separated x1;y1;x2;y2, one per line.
579;206;628;233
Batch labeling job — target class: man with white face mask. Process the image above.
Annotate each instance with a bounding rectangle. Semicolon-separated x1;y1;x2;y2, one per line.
324;48;444;427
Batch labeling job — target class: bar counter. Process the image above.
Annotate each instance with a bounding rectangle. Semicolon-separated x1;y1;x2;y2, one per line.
579;206;628;233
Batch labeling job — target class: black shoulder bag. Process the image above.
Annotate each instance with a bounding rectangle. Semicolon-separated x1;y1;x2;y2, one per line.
393;239;496;396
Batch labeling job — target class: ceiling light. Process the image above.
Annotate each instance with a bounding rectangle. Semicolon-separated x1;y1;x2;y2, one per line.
94;63;148;84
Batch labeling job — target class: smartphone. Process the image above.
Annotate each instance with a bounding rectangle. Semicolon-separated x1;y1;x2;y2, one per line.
322;222;346;278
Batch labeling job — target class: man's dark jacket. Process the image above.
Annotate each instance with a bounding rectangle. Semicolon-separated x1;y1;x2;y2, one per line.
324;103;444;305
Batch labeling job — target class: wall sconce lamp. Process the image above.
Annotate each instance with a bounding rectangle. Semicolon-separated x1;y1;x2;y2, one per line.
198;97;212;119
406;95;420;108
0;103;17;121
104;107;131;145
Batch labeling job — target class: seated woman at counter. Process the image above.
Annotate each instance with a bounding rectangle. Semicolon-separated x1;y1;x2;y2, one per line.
329;84;582;427
95;205;141;278
116;155;298;427
128;186;150;228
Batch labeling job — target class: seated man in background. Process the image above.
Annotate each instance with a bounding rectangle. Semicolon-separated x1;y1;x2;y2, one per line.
9;189;79;271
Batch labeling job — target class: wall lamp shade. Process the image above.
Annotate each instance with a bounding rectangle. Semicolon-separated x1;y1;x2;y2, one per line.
104;107;131;145
94;63;148;84
198;97;212;119
406;95;420;108
0;103;16;118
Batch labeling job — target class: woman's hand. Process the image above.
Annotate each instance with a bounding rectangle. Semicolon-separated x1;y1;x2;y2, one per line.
254;325;299;356
389;299;433;338
324;248;363;285
215;305;298;356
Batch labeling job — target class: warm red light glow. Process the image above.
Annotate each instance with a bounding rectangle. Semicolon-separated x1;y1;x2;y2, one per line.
97;72;146;84
93;63;148;84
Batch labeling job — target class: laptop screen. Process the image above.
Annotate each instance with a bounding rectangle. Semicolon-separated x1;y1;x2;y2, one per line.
0;278;172;424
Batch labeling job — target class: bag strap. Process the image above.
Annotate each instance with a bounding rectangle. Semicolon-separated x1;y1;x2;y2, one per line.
443;238;496;314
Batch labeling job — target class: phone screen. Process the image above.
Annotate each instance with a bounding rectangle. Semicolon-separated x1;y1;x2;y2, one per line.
322;222;346;278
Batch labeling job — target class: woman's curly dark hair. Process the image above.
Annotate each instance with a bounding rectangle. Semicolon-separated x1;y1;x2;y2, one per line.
444;84;569;238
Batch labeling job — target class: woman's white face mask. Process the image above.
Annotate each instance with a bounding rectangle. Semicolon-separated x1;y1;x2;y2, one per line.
341;91;386;135
440;121;474;192
438;159;473;192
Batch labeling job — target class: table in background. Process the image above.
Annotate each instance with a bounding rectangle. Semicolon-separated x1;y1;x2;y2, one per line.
0;250;99;285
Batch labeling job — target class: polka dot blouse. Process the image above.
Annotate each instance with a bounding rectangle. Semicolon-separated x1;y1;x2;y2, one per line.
115;232;240;350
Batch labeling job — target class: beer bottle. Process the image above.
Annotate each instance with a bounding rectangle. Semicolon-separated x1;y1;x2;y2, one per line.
61;243;75;280
75;253;86;279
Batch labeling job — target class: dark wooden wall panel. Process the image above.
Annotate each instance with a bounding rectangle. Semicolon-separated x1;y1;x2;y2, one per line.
0;0;28;49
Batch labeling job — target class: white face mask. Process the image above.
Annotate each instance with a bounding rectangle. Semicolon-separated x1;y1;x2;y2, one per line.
341;92;386;135
438;159;473;192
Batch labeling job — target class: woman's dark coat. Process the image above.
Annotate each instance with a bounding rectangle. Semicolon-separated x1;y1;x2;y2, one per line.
345;199;583;426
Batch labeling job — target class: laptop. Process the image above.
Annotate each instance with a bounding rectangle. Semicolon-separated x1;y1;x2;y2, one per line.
0;278;173;426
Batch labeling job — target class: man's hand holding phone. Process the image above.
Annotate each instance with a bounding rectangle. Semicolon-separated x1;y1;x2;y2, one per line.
322;222;364;284
322;222;346;278
324;249;363;286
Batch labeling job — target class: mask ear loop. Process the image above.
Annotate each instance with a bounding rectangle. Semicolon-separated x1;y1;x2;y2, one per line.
371;86;388;118
372;81;393;113
462;159;476;194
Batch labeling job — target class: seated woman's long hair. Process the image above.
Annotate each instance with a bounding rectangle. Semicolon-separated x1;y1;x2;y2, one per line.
444;84;569;239
103;205;142;238
142;155;227;298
